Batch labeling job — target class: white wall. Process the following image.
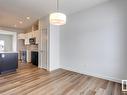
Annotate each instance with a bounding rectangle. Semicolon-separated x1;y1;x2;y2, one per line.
49;25;60;71
0;34;13;52
0;26;25;34
0;27;24;33
0;30;17;52
0;27;25;52
60;0;127;83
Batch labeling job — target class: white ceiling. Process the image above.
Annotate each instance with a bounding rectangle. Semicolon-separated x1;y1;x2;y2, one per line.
0;0;110;29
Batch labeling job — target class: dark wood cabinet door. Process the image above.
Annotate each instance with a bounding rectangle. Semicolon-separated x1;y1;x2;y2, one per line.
0;53;18;73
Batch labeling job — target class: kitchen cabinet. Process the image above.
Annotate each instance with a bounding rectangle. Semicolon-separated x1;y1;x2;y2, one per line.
0;53;18;74
31;51;38;66
24;33;30;45
25;38;29;45
26;50;31;62
18;30;40;45
18;33;26;39
28;32;34;38
34;30;40;44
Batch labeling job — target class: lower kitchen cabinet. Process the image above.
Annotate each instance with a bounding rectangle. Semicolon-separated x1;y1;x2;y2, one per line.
0;53;18;74
31;51;38;66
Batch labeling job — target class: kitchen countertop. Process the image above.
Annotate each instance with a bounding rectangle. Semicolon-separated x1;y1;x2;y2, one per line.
0;52;18;53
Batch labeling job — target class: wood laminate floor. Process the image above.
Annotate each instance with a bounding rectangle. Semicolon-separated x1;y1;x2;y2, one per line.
0;63;126;95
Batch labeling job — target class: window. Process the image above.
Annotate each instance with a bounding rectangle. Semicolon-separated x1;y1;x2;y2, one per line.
0;40;4;51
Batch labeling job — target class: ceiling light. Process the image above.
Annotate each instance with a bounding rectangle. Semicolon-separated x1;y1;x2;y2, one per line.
26;17;30;20
19;21;23;24
50;0;66;25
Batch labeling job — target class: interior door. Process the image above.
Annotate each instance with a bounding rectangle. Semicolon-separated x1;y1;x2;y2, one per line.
38;28;48;70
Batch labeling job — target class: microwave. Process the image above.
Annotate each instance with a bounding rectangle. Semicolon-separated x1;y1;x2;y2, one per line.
29;38;36;45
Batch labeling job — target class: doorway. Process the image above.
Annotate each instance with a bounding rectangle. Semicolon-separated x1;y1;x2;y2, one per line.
38;28;49;70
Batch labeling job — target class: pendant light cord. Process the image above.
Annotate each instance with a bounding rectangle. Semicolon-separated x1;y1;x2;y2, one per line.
57;0;59;12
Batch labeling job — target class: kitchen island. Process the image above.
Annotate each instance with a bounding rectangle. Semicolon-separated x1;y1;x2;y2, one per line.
0;52;18;74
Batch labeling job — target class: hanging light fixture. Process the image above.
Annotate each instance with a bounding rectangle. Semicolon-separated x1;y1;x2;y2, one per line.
50;0;66;25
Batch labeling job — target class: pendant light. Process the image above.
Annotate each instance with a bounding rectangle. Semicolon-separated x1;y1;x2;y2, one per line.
50;0;66;25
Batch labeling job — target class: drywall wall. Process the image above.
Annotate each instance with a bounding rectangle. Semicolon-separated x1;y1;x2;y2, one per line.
60;0;127;83
0;34;13;52
49;25;60;71
0;30;17;52
0;26;24;33
0;27;25;52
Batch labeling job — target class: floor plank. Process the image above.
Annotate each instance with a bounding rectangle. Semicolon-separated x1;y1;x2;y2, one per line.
0;63;125;95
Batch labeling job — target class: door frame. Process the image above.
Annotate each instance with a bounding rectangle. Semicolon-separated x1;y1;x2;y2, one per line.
38;28;50;71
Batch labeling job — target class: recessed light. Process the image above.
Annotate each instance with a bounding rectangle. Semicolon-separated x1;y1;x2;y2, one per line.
19;21;23;24
26;17;30;20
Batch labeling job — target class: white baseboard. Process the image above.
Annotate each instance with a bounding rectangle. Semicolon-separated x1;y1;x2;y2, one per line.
38;65;49;71
61;67;122;83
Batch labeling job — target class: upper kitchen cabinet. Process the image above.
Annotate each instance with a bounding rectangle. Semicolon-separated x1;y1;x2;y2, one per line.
33;30;40;44
18;33;26;39
28;32;34;38
18;20;40;45
19;31;40;45
24;33;30;45
18;33;30;45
